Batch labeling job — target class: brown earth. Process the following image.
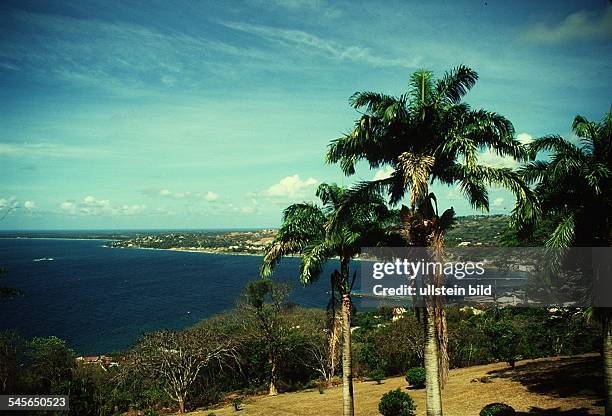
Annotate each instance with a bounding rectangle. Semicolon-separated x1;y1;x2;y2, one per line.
189;354;604;416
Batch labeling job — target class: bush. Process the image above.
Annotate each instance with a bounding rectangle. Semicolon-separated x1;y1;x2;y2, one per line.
370;368;385;384
378;388;416;416
480;403;516;416
231;398;242;411
405;367;426;388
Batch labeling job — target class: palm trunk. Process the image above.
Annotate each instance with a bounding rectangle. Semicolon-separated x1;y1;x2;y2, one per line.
178;397;185;414
341;293;354;416
425;306;443;416
329;308;341;380
269;351;278;396
604;310;612;416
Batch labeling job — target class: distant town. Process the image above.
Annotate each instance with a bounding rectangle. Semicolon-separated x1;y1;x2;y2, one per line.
105;215;510;254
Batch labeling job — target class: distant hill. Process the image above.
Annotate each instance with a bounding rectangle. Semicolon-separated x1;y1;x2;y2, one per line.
445;214;510;247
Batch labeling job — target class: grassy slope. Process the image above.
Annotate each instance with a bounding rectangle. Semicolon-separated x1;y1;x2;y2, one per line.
191;354;603;416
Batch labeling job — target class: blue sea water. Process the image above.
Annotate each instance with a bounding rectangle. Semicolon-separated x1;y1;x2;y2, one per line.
0;238;335;355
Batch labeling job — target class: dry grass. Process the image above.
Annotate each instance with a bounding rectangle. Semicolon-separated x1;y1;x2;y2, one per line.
189;354;604;416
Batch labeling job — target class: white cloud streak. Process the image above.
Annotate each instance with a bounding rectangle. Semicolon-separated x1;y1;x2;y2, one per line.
522;7;612;44
222;21;418;68
0;142;108;158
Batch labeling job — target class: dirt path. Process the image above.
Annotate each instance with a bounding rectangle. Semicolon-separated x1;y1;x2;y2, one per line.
190;354;604;415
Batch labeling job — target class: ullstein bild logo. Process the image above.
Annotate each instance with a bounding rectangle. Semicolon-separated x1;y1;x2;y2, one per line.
358;247;612;308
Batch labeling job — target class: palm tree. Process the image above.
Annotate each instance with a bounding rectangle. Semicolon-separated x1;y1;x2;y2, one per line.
517;111;612;414
261;183;402;416
326;66;534;416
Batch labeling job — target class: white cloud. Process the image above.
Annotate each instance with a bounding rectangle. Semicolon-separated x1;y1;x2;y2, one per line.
205;191;219;202
0;197;19;219
478;132;534;168
0;197;36;217
83;195;110;207
522;7;612;44
160;75;176;86
372;166;394;181
153;188;219;201
517;132;534;145
117;204;146;216
492;197;504;208
240;199;259;214
60;201;77;215
478;149;520;169
0;197;18;210
60;196;145;216
260;174;318;202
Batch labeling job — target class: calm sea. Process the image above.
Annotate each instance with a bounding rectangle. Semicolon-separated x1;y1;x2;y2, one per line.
0;238;335;355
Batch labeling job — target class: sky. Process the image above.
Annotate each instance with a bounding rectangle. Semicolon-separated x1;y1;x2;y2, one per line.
0;0;611;229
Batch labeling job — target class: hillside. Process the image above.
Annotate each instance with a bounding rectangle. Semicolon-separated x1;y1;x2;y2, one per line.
445;214;510;247
191;354;603;416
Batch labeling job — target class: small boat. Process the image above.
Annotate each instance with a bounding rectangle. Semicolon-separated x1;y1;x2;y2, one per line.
33;257;54;262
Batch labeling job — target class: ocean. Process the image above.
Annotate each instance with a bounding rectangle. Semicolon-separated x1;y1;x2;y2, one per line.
0;238;334;355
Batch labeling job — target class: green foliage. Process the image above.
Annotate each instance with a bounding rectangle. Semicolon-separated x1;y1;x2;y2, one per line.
405;367;426;388
261;182;402;291
27;336;76;393
378;388;416;416
370;368;385;384
0;330;25;393
356;343;387;376
514;110;612;248
244;279;275;309
480;402;516;416
480;310;522;368
327;65;534;219
373;314;423;374
232;397;242;411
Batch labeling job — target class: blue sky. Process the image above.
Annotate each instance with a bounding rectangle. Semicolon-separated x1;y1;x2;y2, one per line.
1;0;610;229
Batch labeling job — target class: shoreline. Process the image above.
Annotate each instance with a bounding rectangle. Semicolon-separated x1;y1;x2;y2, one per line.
104;244;266;257
0;237;119;241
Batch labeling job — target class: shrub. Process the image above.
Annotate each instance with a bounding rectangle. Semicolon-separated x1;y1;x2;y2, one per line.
144;410;158;416
480;403;516;416
378;388;416;416
405;367;426;388
231;398;242;411
370;368;385;384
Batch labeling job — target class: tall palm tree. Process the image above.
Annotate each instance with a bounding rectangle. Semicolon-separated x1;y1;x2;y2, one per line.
261;183;402;416
517;111;612;414
326;66;534;416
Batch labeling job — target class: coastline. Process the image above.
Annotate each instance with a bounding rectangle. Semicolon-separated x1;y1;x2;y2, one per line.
103;244;266;257
0;237;119;241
